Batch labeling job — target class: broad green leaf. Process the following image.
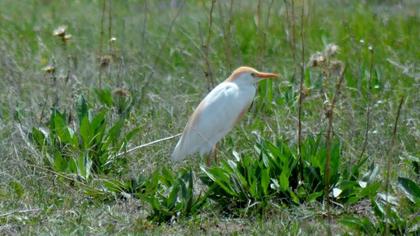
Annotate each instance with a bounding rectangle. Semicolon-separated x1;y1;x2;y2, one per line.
249;179;258;198
371;199;385;218
202;167;237;196
279;171;289;192
350;155;369;179
308;191;323;202
398;177;420;204
76;95;89;123
227;159;237;170
289;189;299;204
167;184;180;208
161;167;176;185
53;152;67;172
84;154;92;180
232;150;241;162
340;216;376;234
95;88;113;107
53;112;72;144
103;179;126;193
105;119;124;145
76;154;87;180
31;127;46;148
358;182;380;199
261;168;270;195
362;163;379;183
91;111;106;132
90;111;107;146
80;115;91;149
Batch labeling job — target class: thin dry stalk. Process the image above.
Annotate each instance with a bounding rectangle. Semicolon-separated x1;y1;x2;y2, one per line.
226;0;235;70
265;0;275;28
297;0;305;182
107;0;113;82
359;49;374;159
0;208;41;218
98;0;107;88
384;96;404;236
282;0;297;66
324;63;346;233
217;1;233;71
282;0;292;61
256;0;274;66
203;0;216;91
115;133;182;158
256;0;263;65
108;0;112;46
290;0;297;66
99;0;106;55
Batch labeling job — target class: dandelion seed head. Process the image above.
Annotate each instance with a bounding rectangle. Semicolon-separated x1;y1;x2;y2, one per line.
325;43;339;57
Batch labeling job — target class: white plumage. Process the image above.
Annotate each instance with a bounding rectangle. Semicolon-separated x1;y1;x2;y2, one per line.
171;66;278;162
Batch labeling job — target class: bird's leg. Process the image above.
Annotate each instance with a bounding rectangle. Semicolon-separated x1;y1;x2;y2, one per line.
206;153;211;166
206;145;218;166
213;143;219;164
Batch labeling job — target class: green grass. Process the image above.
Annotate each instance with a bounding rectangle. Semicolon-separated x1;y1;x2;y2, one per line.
1;0;419;234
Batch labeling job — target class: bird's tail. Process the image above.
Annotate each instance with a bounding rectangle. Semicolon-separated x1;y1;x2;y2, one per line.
171;140;185;161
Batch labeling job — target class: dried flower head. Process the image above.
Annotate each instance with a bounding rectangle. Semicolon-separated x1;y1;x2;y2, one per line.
110;37;117;43
53;25;73;44
63;34;72;42
308;52;326;67
53;25;67;37
100;55;112;68
368;45;373;52
113;88;130;97
42;65;55;74
324;43;339;57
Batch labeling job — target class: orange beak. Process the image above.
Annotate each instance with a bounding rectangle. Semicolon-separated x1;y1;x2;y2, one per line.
254;71;279;79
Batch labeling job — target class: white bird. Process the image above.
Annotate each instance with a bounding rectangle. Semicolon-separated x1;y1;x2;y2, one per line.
171;66;278;164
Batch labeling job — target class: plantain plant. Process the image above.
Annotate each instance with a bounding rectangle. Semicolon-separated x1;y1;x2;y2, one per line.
142;167;207;223
30;95;139;180
200;135;380;213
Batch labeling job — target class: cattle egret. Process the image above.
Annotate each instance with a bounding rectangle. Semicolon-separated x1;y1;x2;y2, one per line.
171;66;278;163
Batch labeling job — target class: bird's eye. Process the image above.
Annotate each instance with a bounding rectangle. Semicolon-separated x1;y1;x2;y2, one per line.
250;72;256;77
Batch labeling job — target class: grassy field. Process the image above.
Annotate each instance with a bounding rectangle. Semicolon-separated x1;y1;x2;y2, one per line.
0;0;419;234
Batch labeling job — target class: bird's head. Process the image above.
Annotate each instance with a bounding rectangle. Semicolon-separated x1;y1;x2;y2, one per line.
227;66;278;84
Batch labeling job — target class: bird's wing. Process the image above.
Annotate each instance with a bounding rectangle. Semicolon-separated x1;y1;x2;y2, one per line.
172;82;249;160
